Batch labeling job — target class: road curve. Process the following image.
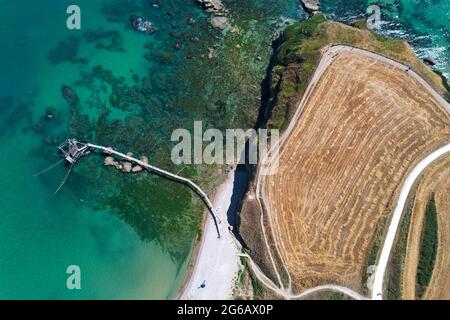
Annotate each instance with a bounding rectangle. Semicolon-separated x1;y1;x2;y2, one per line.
371;144;450;300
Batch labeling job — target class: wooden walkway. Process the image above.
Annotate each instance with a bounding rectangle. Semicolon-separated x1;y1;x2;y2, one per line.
85;143;222;238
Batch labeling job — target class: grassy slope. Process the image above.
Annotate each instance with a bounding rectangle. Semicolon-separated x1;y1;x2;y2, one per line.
266;15;449;130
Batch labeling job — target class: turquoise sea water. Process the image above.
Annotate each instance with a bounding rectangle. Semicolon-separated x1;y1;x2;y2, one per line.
0;0;448;299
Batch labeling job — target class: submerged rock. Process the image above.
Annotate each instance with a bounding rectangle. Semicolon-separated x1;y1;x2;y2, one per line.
301;0;321;14
121;161;132;173
132;165;143;173
61;85;79;107
104;156;121;169
210;16;228;30
423;57;437;66
103;147;114;155
196;0;224;13
208;48;215;59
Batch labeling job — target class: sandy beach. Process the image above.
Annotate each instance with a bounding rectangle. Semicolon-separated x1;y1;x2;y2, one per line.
177;170;241;300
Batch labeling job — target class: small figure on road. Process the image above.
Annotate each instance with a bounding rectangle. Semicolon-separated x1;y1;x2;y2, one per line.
198;280;206;289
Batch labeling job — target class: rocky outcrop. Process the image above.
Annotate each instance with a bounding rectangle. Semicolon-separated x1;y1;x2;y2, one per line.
301;0;321;14
45;107;55;120
140;155;149;164
210;16;229;30
104;154;148;174
423;57;437;66
121;161;132;173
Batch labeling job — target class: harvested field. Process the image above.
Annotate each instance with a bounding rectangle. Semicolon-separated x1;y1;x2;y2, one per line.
402;157;450;300
263;51;450;291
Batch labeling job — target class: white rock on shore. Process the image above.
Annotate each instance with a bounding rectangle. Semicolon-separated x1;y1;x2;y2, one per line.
301;0;321;14
210;16;229;30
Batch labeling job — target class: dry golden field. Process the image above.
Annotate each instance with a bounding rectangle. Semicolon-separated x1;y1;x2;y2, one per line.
264;52;450;291
402;157;450;300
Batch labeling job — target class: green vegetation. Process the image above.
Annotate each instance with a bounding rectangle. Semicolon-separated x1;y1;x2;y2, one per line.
387;195;415;300
416;194;439;298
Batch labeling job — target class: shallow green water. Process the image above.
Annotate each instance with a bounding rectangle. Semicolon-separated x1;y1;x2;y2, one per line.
0;0;447;299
